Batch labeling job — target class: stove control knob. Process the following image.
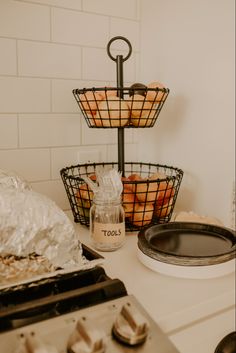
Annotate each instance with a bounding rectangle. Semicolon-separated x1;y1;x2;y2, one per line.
21;332;59;353
112;302;149;346
67;317;106;353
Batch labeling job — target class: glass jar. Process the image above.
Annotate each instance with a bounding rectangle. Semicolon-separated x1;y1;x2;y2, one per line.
90;195;125;251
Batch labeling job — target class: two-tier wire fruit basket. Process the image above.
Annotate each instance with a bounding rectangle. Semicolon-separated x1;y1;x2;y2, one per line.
61;36;184;231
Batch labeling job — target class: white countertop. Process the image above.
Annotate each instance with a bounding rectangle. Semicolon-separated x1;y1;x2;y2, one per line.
71;218;235;353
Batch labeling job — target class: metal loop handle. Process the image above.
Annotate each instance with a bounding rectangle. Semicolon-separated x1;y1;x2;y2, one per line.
107;36;132;62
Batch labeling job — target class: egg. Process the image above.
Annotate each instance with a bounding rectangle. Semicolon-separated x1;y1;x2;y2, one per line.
95;97;130;127
127;94;157;127
99;87;118;99
131;108;156;127
79;91;103;116
146;81;167;102
127;94;152;117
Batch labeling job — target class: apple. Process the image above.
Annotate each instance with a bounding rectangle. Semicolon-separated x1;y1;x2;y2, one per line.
155;198;173;218
131;202;154;227
122;187;137;218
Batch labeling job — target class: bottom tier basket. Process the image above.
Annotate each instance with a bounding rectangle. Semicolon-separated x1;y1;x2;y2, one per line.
60;162;183;232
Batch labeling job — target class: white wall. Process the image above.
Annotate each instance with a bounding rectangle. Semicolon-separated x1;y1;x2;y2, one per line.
0;0;234;227
139;0;235;226
0;0;141;210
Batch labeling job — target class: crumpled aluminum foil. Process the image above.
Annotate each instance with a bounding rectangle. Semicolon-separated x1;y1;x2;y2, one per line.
0;171;83;269
0;169;31;191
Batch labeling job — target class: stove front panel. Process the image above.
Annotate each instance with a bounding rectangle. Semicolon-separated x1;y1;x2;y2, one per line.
0;295;180;353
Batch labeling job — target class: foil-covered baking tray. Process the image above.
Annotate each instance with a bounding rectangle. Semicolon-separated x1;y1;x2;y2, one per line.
0;244;104;293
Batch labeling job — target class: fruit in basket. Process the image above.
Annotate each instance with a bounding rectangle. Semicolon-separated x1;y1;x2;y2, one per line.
149;171;166;180
76;184;93;205
129;83;147;97
77;206;90;218
99;87;118;99
157;180;175;201
128;172;159;202
79;91;103;117
88;173;97;181
127;173;143;182
129;171;176;205
131;202;154;227
131;108;156;127
134;180;159;203
122;177;133;192
122;187;138;218
127;94;152;117
76;179;94;208
146;81;167;102
156;192;174;208
127;94;155;127
95;97;130;127
155;198;173;218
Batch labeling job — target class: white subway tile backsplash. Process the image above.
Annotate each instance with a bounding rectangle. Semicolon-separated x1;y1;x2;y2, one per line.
82;48;113;81
51;145;107;179
110;18;140;51
0;77;50;113
0;0;50;41
0;115;18;149
0;38;17;75
17;0;82;10
83;0;137;20
135;52;141;82
0;148;51;181
31;180;70;210
81;113;136;146
81;118;117;145
18;41;82;79
82;47;136;82
0;0;141;212
52;79;82;113
52;8;109;47
19;114;81;148
107;142;139;164
136;0;141;21
124;128;137;144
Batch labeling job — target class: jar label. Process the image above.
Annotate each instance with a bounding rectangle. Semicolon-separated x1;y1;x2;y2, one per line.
92;222;125;244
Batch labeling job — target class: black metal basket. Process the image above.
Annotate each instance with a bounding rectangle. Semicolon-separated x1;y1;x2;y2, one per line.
73;86;169;129
60;162;183;232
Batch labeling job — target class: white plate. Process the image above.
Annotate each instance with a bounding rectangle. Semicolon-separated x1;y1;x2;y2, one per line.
137;247;236;279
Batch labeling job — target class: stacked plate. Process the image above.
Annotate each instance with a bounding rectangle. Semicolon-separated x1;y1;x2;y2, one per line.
137;222;236;279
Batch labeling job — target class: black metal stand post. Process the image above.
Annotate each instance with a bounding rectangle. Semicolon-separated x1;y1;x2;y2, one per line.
107;36;132;177
116;55;125;176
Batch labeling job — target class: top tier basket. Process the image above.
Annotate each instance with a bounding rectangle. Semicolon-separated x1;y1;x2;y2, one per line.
61;36;183;231
72;85;169;129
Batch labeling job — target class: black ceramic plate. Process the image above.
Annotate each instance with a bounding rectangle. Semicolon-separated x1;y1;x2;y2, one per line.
138;222;236;266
